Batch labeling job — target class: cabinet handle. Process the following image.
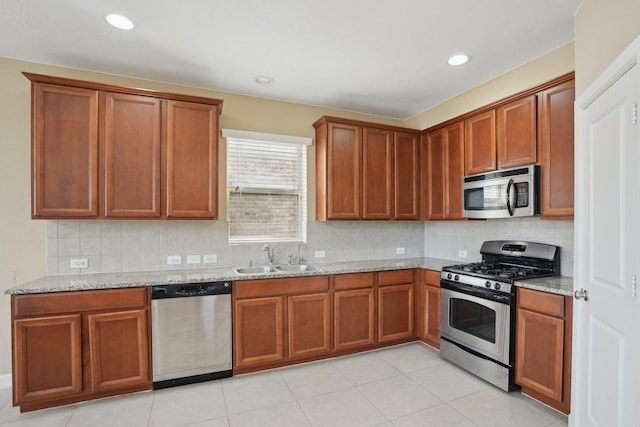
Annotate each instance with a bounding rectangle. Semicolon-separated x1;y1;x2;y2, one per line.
574;288;589;301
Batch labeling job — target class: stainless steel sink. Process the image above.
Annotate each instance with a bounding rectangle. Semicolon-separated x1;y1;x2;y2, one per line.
232;264;321;275
233;266;279;275
275;264;321;272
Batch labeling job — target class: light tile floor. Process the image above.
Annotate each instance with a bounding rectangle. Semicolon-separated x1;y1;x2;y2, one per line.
0;343;568;427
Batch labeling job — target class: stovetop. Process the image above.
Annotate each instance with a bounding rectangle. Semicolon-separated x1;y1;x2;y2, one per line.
440;240;561;293
442;262;556;282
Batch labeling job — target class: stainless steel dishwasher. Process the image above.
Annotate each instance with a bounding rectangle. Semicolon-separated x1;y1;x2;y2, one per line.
151;281;232;389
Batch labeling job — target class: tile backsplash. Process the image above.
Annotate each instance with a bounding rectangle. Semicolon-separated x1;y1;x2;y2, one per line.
46;217;573;277
46;220;425;275
424;217;574;276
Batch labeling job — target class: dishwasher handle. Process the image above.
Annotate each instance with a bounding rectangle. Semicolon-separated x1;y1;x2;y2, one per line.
151;281;231;299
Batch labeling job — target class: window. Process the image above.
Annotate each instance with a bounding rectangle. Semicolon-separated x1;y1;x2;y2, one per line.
224;129;310;243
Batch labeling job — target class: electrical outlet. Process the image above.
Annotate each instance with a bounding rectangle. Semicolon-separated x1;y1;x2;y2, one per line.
167;255;182;265
314;250;326;258
187;255;201;264
396;247;405;255
203;254;217;263
458;250;468;258
70;258;88;269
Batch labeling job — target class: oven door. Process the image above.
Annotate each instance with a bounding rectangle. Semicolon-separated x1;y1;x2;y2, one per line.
440;281;511;365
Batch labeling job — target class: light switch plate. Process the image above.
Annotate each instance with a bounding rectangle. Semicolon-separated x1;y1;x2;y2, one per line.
396;247;405;255
314;250;326;258
187;255;201;264
458;250;468;258
167;255;182;265
70;258;88;269
203;254;217;263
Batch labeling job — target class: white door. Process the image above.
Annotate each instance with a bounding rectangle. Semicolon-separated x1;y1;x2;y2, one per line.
572;40;640;426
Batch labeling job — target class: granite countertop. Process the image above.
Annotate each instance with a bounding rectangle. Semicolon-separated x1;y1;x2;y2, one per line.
5;256;573;296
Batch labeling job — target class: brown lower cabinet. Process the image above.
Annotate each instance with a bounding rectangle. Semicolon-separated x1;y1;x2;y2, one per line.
416;269;441;348
515;287;572;414
233;270;417;373
11;288;151;412
233;276;331;373
378;270;414;342
334;273;376;351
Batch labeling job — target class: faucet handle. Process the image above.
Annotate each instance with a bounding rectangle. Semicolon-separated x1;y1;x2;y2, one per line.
288;254;293;265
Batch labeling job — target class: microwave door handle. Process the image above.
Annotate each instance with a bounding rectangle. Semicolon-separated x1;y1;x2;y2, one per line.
506;179;515;216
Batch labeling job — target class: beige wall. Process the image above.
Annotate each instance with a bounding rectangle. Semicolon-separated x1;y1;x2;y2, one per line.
404;43;575;130
575;0;640;96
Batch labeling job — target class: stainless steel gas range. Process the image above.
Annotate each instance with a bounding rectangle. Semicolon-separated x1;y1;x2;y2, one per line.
439;240;560;391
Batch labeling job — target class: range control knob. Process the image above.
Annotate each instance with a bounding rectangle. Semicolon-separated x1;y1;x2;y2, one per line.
454;275;459;281
485;281;492;288
494;283;501;290
447;273;452;280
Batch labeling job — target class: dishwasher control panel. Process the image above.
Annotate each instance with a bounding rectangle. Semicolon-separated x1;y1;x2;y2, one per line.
151;281;231;299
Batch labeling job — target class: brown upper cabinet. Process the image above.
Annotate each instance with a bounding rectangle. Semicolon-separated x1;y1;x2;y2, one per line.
537;79;575;218
422;121;465;220
25;73;223;220
464;110;496;175
315;116;419;221
464;96;537;175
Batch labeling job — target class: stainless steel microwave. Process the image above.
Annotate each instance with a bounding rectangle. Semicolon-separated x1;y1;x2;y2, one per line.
462;164;539;219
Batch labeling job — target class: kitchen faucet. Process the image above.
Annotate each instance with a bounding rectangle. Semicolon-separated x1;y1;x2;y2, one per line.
263;245;277;265
297;243;305;265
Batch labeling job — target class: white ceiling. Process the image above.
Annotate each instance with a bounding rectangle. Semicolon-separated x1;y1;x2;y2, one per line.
0;0;581;119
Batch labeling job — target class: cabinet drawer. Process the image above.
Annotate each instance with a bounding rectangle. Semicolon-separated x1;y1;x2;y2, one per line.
517;288;564;317
378;269;413;286
13;288;148;317
422;269;441;287
235;276;329;299
334;272;375;290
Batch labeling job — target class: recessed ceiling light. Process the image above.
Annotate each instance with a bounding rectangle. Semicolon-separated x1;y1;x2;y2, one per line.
447;54;470;66
255;75;274;85
105;13;134;30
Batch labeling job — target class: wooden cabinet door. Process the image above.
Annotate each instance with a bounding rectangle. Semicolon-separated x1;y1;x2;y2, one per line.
288;293;331;359
13;315;83;404
326;122;362;219
32;83;99;218
424;122;464;220
394;132;420;219
516;309;564;401
87;309;150;393
334;288;375;351
425;129;446;220
538;80;575;218
362;127;393;219
378;284;414;342
497;95;537;169
165;100;219;218
101;92;161;218
234;297;285;368
445;121;465;219
464;110;496;175
416;284;440;349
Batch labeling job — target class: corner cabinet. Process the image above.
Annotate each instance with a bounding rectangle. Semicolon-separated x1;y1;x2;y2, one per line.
515;287;572;414
25;73;223;220
314;116;419;221
422;121;465;220
416;269;440;348
11;288;151;412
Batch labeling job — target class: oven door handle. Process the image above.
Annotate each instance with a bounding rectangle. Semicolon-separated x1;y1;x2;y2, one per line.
506;178;515;216
441;336;511;369
441;280;512;304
